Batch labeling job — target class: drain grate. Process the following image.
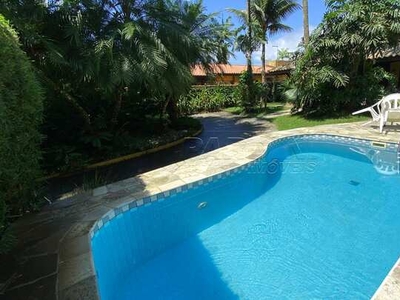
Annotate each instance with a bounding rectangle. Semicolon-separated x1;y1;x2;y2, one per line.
197;202;208;209
371;141;386;149
349;180;360;186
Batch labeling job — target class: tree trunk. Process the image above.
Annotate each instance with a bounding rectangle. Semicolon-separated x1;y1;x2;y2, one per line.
111;91;123;127
61;90;91;129
166;97;179;124
302;0;310;46
246;0;253;76
261;42;268;108
261;42;266;84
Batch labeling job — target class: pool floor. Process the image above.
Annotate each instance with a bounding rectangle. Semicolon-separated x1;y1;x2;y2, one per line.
116;150;400;299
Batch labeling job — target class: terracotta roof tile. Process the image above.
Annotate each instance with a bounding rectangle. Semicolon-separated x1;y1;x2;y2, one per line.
373;46;400;59
191;64;274;76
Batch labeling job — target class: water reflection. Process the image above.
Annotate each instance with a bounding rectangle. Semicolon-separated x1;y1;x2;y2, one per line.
350;146;400;175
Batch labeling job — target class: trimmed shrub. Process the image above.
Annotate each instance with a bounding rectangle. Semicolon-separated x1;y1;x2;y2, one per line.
0;15;43;252
177;85;238;115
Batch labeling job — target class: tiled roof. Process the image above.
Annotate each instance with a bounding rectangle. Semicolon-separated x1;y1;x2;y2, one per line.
268;61;295;74
373;46;400;59
191;64;275;76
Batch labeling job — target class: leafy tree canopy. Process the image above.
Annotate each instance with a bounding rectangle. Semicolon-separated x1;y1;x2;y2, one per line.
289;0;400;115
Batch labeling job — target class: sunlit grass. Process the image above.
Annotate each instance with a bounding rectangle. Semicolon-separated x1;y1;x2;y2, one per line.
272;114;370;131
224;102;291;117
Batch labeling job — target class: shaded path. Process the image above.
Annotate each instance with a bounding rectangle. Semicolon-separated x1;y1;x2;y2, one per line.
47;112;276;199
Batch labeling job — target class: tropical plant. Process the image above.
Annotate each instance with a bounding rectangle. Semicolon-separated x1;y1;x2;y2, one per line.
290;0;400;115
251;0;300;83
0;0;233;171
230;2;263;111
277;48;292;60
237;71;262;110
178;85;238;115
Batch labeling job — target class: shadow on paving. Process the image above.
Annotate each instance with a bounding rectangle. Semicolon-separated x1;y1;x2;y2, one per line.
46;112;274;199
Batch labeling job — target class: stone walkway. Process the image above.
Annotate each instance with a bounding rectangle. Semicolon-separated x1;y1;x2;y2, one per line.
1;122;400;300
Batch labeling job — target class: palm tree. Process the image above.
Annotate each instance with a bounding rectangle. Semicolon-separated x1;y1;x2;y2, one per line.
151;0;232;122
302;0;310;46
252;0;300;83
1;0;232;126
230;3;258;75
247;0;253;75
277;48;292;60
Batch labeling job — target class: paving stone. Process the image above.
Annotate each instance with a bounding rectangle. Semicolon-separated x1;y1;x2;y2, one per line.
92;186;107;197
8;254;57;289
59;276;98;300
59;234;90;262
0;254;16;285
63;222;95;240
4;274;57;300
80;204;111;222
58;252;94;292
16;221;72;256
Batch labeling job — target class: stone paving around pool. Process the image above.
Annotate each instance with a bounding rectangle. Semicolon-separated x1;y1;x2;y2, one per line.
1;122;400;300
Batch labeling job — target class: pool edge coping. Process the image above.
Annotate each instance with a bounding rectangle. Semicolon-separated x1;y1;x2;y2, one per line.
56;124;400;300
372;256;400;299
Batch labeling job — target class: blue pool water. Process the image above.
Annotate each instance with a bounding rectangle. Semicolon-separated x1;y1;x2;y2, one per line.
91;136;400;299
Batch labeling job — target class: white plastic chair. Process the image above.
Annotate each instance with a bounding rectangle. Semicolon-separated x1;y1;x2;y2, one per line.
352;93;400;133
352;98;384;126
379;93;400;133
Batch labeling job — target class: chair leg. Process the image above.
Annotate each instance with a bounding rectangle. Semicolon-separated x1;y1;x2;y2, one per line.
380;118;385;133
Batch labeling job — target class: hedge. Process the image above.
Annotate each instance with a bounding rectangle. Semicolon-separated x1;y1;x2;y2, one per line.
177;85;239;115
0;15;43;253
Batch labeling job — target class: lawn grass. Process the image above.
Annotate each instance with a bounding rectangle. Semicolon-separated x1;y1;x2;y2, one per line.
272;114;370;131
225;102;291;117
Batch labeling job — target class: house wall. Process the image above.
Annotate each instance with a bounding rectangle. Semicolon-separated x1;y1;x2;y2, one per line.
215;74;238;84
193;73;282;85
265;74;289;82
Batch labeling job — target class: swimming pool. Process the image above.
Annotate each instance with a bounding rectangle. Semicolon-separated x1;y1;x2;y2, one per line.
91;135;400;299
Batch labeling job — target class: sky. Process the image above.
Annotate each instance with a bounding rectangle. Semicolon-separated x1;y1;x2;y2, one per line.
201;0;327;65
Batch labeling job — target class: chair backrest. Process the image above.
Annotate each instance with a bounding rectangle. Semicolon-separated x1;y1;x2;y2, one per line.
381;93;400;111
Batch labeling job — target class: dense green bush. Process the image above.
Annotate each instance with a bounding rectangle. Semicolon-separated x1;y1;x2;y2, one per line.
265;82;287;103
0;15;43;252
290;0;400;115
237;71;259;111
177;85;238;115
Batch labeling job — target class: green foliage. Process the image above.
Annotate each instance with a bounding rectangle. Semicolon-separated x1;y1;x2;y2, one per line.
290;0;400;115
272;114;370;131
0;15;43;211
0;0;234;172
225;102;289;116
0;14;43;252
277;48;293;60
177;85;238;115
264;81;288;103
237;71;260;111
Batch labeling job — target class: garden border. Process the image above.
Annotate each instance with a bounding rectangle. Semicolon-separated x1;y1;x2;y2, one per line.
40;127;203;181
